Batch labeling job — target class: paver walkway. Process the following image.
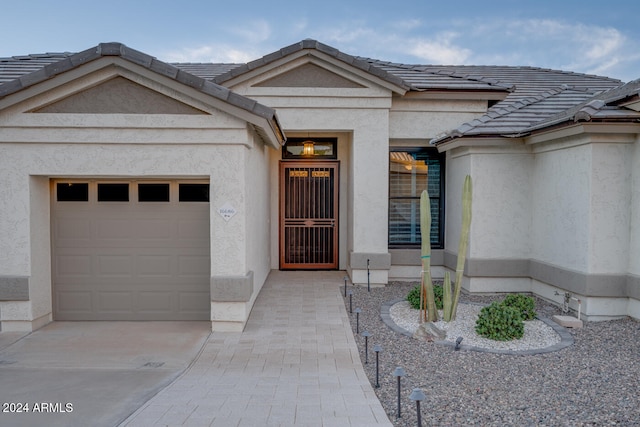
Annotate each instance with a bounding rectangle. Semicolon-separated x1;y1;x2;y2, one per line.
121;270;392;426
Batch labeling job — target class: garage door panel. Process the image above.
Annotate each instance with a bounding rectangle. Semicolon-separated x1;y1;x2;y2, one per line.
137;255;173;276
56;291;93;313
53;180;210;321
137;291;172;312
178;218;210;240
95;219;136;240
56;255;92;276
135;219;174;240
55;217;92;242
98;291;134;312
97;255;134;276
179;292;211;312
178;255;210;276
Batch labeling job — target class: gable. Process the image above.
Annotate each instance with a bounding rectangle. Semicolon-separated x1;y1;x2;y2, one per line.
254;63;365;88
34;76;206;114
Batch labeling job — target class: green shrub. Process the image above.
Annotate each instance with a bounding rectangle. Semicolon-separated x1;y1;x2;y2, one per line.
475;302;524;341
407;285;421;309
407;285;444;310
501;294;537;320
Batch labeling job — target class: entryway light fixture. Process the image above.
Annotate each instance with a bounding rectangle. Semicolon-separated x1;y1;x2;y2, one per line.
302;140;315;156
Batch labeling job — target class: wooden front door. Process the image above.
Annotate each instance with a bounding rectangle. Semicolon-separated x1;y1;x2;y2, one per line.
280;161;339;269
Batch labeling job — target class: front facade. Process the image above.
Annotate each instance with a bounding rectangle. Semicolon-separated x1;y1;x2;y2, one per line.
1;40;639;332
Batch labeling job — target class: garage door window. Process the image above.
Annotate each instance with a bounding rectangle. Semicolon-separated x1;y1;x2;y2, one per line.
138;183;170;202
98;183;129;202
56;183;89;202
179;183;209;202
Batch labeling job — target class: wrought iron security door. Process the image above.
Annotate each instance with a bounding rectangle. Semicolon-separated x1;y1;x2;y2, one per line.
280;161;339;269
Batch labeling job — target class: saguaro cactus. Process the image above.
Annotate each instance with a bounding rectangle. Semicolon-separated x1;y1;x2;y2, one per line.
442;271;452;321
419;189;438;322
444;175;472;321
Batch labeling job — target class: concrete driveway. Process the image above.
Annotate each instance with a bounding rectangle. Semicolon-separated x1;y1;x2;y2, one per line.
0;321;210;427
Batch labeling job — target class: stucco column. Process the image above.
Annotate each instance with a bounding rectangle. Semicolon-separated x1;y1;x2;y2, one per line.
348;113;391;285
208;146;253;331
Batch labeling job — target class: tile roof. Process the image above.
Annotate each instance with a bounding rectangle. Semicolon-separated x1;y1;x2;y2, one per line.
0;53;74;84
521;79;640;134
418;65;625;143
0;43;285;147
1;40;632;144
182;39;412;92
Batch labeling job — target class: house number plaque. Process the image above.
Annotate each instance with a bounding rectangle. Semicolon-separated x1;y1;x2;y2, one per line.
218;202;237;222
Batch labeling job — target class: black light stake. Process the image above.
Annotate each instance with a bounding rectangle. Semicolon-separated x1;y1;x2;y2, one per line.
373;344;382;388
343;275;349;297
393;366;406;418
361;331;371;364
348;290;353;314
367;258;371;292
354;308;361;334
409;388;426;427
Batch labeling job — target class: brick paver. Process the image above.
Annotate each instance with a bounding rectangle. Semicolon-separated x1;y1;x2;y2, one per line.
121;270;392;426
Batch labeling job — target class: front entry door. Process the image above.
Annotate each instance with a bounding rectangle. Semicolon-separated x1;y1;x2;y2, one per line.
280;161;339;269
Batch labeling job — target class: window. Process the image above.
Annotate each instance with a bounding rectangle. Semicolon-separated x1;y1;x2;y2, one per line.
98;183;129;202
57;183;89;201
282;137;337;159
138;183;170;202
179;183;209;202
389;148;445;248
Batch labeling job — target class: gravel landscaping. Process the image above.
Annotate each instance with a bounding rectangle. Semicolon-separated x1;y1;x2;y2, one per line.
344;282;640;426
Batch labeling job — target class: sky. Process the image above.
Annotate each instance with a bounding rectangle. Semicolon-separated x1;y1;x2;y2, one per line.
2;0;639;82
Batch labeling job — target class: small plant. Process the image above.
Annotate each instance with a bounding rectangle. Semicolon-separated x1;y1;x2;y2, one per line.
408;285;443;310
475;302;524;341
501;294;537;320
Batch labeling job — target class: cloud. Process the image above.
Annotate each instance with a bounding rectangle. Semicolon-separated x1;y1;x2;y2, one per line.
516;19;638;79
408;32;472;64
391;19;422;31
228;19;272;44
164;43;259;63
161;16;639;82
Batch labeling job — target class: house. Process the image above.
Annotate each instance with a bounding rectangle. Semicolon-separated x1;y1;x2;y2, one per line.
0;39;638;332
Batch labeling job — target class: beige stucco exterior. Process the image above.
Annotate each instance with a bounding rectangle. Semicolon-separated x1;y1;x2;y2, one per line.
439;124;640;320
0;57;281;331
1;42;639;332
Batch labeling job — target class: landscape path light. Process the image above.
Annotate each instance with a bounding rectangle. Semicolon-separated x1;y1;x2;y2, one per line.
393;366;406;418
409;387;426;427
354;308;361;333
373;344;382;388
361;330;371;364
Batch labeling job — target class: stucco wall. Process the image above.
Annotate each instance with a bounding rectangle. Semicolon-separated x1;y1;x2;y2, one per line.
390;98;488;140
531;142;592;271
244;128;273;288
469;150;532;259
29;176;53;325
444;149;472;258
531;139;633;275
629;135;640;276
0;88;266;329
588;143;632;274
441;129;640;319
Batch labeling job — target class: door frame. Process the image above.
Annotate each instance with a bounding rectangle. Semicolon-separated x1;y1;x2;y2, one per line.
279;160;339;270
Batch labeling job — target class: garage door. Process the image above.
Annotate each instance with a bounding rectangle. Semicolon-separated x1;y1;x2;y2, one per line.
52;180;210;321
